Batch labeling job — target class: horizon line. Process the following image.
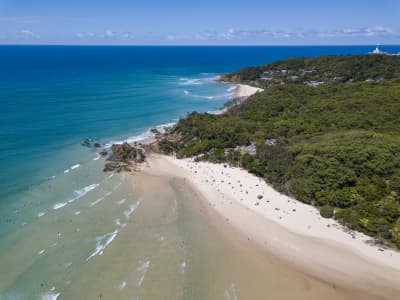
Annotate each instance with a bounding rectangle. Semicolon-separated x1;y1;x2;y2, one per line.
1;43;400;47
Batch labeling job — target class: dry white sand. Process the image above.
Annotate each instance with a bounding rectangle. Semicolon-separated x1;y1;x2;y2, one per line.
234;83;263;97
146;154;400;299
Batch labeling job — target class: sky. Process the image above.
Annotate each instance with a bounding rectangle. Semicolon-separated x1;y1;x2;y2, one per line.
0;0;399;45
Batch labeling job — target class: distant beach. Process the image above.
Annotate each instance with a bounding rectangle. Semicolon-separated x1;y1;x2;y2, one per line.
233;83;264;98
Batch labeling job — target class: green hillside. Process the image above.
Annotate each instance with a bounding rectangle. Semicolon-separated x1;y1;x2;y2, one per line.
159;55;400;248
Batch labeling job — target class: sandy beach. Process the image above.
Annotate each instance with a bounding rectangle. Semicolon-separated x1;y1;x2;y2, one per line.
233;83;264;98
144;154;400;300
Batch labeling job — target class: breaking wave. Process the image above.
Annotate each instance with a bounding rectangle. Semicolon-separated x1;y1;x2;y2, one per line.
86;229;119;261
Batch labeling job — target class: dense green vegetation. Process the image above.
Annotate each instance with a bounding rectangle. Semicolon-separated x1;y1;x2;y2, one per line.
222;54;400;88
159;55;400;248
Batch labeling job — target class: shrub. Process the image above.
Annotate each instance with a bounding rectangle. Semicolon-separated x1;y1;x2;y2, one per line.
320;205;334;218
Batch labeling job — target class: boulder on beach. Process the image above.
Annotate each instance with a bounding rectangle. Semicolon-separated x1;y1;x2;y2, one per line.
150;128;161;134
103;142;146;172
81;139;91;147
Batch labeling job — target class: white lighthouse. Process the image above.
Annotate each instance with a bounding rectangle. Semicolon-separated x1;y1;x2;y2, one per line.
372;43;382;54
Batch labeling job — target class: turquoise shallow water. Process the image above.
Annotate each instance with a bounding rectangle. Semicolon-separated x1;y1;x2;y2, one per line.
1;45;400;299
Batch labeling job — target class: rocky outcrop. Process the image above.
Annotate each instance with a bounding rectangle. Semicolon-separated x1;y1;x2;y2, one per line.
99;150;108;157
81;139;91;147
150;128;161;134
81;138;103;148
103;143;146;173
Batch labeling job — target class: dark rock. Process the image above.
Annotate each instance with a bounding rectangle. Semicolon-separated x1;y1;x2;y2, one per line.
99;150;108;157
150;128;161;134
93;143;101;148
257;195;263;200
103;143;146;172
81;139;91;147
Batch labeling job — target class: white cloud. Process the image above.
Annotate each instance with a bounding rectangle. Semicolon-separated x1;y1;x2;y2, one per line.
121;32;134;39
76;30;134;40
319;26;395;38
76;32;96;39
220;27;235;40
71;25;397;44
188;26;398;42
20;29;40;39
105;30;115;38
166;34;176;41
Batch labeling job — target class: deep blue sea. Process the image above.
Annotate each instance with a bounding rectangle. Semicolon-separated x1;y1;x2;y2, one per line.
1;45;400;299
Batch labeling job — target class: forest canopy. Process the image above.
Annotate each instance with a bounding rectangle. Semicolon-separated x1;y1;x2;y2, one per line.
159;55;400;248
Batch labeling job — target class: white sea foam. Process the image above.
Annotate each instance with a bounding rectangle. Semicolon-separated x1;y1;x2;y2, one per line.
208;109;223;115
115;198;126;205
124;201;141;219
103;121;177;150
189;94;214;100
179;78;202;85
105;132;151;148
119;281;127;290
183;90;190;95
89;191;112;207
115;218;127;228
38;249;46;255
180;260;186;273
113;182;123;191
179;75;219;86
137;259;150;273
53;202;67;210
54;184;99;210
227;85;237;92
154;122;176;133
68;183;99;204
224;283;238;300
37;212;46;218
40;288;60;300
74;211;81;215
70;164;80;170
86;229;118;261
89;196;105;207
136;259;150;287
63;169;70;174
93;153;101;161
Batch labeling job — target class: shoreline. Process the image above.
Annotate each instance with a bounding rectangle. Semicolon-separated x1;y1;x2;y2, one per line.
124;83;262;145
143;154;400;299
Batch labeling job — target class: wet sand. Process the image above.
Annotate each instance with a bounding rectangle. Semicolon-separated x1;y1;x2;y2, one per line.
141;157;381;300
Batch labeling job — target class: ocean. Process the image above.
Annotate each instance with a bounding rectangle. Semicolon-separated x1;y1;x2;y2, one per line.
1;45;399;299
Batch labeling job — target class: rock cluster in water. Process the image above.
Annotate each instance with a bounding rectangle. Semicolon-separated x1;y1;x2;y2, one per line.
103;143;146;173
